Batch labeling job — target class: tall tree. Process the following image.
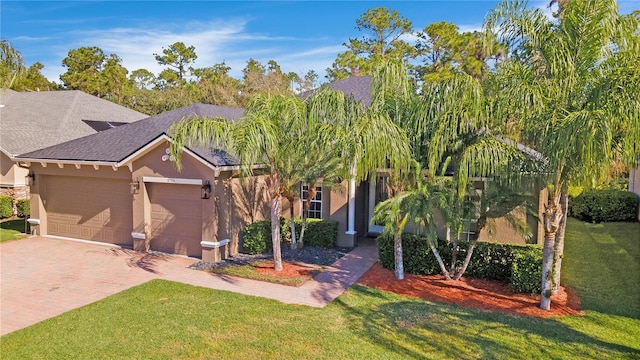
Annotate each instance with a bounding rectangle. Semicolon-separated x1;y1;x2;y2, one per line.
0;39;26;89
485;0;640;309
60;46;128;101
242;59;292;101
12;62;58;91
417;21;506;83
326;7;418;81
154;42;197;81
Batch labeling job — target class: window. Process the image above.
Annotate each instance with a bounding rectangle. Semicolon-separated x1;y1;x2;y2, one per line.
301;185;322;219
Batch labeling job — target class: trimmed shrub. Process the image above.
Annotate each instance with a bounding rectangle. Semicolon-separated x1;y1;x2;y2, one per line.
511;246;543;294
570;189;638;223
242;219;272;254
0;196;12;219
377;233;543;293
16;199;30;218
241;217;338;254
303;219;338;248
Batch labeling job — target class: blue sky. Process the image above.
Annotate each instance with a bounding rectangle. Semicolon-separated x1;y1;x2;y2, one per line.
2;1;638;84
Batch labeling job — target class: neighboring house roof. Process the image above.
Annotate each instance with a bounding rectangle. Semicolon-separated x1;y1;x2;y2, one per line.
302;76;372;107
18;103;244;167
0;89;147;157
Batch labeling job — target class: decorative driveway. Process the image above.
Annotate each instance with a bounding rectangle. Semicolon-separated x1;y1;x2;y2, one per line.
0;236;377;336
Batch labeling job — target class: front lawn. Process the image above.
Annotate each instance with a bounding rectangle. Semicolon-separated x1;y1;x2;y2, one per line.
0;218;28;242
562;218;640;318
1;219;639;359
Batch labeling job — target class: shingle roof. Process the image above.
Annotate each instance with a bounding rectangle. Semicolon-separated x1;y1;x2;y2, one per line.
18;103;244;166
302;76;372;106
0;89;147;156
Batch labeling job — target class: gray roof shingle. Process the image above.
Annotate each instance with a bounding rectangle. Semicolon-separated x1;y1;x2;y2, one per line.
18;103;244;166
0;89;147;156
302;76;372;106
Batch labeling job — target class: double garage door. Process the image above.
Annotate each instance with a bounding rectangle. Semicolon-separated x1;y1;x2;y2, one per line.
46;176;203;256
46;176;132;245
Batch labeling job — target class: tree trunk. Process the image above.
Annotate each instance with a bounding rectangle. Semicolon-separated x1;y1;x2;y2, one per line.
552;191;568;293
453;239;478;281
271;195;283;271
394;226;404;280
429;242;452;280
540;202;562;310
289;198;297;249
298;186;316;249
454;217;485;281
449;236;459;274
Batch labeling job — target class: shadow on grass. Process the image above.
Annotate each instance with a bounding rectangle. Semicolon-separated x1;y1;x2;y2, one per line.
334;285;640;359
563;220;640;319
0;218;29;233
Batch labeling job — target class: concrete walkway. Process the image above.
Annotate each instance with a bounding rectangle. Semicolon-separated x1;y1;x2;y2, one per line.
0;236;378;336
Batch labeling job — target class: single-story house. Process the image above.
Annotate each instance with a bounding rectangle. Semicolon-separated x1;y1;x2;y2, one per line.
0;89;147;211
17;78;545;261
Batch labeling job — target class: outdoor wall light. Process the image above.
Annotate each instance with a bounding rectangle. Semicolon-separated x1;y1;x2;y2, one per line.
129;178;140;194
201;181;212;199
25;172;35;186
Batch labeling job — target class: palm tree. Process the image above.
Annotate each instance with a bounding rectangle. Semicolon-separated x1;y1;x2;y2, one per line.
170;93;306;271
485;0;640;309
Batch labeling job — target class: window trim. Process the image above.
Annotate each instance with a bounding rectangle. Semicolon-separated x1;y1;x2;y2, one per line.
301;184;323;219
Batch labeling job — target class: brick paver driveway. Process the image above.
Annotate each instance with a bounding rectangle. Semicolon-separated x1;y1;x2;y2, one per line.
0;236;196;335
1;236;377;336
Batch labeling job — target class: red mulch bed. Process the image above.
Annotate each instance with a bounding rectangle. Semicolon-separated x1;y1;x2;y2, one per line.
253;260;318;277
358;263;583;318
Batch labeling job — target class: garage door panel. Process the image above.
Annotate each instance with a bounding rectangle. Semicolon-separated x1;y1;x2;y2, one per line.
46;176;132;245
149;183;202;257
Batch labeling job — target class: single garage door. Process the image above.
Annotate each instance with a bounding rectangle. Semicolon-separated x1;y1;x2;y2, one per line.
46;176;132;245
148;183;202;257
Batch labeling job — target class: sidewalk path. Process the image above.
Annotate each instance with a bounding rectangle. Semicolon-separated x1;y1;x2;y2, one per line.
1;236;378;335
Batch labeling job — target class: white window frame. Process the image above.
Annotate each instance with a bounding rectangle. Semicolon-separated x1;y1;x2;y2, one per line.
301;184;323;219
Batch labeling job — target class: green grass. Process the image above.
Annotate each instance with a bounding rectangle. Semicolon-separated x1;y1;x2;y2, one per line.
561;218;640;319
1;219;639;359
0;218;28;242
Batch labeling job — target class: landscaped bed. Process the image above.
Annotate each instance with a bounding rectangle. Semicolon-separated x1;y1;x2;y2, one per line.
359;262;581;318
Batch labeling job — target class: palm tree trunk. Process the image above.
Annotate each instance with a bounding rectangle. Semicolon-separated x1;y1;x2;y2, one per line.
271;194;283;272
449;237;459;274
552;192;568;293
298;186;316;249
454;217;485;280
540;202;562;310
453;239;478;281
288;197;297;249
394;226;404;280
299;211;307;249
429;242;452;280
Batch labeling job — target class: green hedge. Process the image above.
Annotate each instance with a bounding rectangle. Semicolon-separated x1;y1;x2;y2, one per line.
570;189;638;223
0;196;12;219
16;199;30;218
377;233;543;293
511;247;543;293
241;218;338;254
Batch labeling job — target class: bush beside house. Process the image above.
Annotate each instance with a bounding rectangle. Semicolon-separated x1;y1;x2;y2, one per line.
242;218;339;254
16;199;30;218
569;189;639;223
377;233;543;293
0;196;12;219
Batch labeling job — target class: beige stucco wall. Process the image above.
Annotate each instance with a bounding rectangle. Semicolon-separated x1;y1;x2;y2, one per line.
1;152;29;187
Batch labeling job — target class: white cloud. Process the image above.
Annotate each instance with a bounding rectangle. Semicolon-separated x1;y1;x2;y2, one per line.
38;17;340;83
